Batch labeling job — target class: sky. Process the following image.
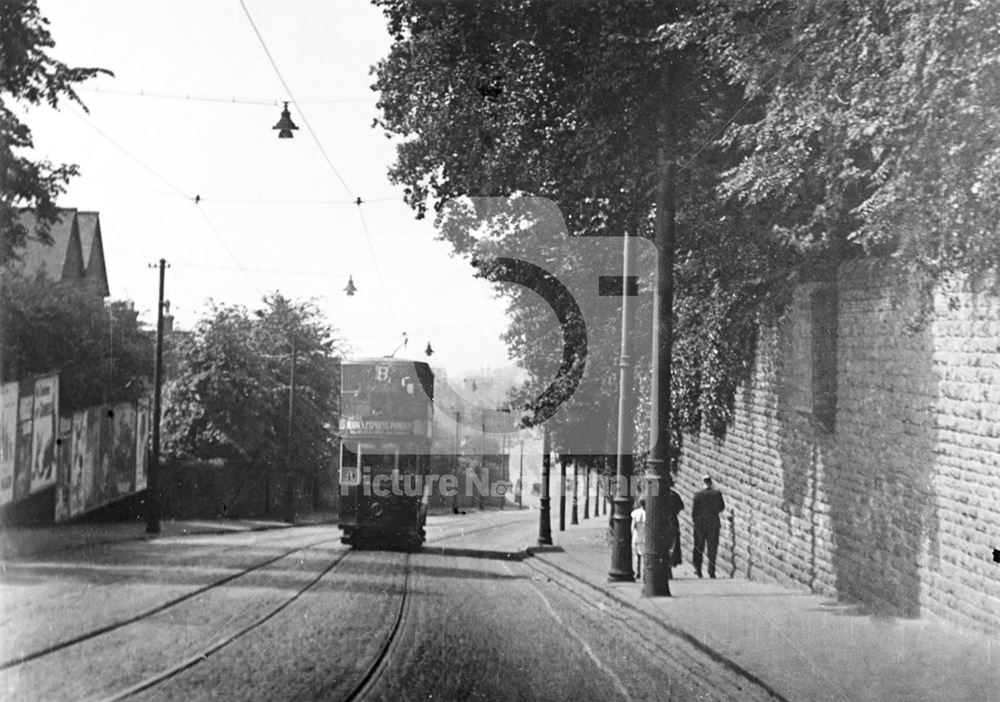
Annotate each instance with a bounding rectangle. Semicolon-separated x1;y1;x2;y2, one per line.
24;0;516;378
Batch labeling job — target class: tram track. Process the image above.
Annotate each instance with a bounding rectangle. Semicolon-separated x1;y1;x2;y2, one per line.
522;556;788;702
0;535;344;672
341;553;413;702
3;515;520;701
100;545;354;702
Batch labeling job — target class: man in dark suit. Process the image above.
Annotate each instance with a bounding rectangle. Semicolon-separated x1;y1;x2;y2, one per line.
691;474;725;578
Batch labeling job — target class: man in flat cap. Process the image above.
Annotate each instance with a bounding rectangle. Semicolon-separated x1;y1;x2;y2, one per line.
691;474;725;578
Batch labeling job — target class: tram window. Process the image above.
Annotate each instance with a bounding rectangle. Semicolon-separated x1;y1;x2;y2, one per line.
342;366;362;394
342;444;359;468
340;443;360;486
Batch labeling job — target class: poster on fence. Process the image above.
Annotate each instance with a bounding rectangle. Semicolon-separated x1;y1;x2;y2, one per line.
135;398;150;492
85;406;105;511
0;382;17;506
70;411;88;518
14;379;34;501
30;374;59;494
113;402;136;496
54;417;73;522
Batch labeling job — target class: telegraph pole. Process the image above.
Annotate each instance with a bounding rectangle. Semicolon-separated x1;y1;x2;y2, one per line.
537;427;552;545
583;464;590;519
146;258;168;534
609;231;637;581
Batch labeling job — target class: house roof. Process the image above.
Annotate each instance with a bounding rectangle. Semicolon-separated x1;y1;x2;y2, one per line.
76;211;110;297
14;209;109;297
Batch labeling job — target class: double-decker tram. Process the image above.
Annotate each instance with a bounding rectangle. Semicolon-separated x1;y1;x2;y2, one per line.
338;358;434;549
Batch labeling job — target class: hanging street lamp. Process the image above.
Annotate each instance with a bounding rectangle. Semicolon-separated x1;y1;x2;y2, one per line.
344;275;357;296
273;101;298;138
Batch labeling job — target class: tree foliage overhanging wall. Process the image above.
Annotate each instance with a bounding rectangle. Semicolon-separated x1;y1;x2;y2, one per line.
372;0;1000;462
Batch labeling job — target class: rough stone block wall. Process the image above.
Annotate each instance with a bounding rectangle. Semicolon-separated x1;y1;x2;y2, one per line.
676;260;1000;634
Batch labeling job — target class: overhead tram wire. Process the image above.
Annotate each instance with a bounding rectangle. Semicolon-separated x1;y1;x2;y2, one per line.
77;86;375;105
68;108;262;295
238;0;403;331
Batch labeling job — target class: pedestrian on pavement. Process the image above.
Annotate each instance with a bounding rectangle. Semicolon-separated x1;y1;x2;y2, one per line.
630;497;646;579
691;474;725;578
668;487;684;567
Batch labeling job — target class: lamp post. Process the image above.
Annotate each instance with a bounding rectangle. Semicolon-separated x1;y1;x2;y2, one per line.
571;460;579;525
537;427;552;545
559;455;567;531
479;414;486;511
609;230;638;581
594;464;600;517
643;143;676;597
518;439;524;509
284;334;297;524
453;410;460;513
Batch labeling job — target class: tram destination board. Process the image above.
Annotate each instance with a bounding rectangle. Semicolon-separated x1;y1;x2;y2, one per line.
339;359;434;439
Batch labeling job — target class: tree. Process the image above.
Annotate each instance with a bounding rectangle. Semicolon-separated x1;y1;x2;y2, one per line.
372;0;795;455
684;0;1000;290
0;0;111;263
0;270;154;411
162;295;344;479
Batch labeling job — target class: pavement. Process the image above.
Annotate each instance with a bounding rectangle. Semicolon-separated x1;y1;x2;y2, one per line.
2;508;997;702
0;511;340;559
522;513;1000;702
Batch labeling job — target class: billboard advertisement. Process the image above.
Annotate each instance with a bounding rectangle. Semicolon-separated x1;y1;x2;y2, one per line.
135;398;150;492
68;412;88;518
30;374;58;493
14;380;34;500
0;382;17;506
54;417;73;522
112;402;136;496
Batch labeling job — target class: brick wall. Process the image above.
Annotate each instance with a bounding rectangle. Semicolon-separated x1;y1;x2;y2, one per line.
676;259;1000;634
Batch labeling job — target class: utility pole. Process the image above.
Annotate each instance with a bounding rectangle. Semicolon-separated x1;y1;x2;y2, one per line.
537;427;552;545
285;334;297;523
643;140;677;597
583;464;590;519
146;258;168;534
609;231;638;581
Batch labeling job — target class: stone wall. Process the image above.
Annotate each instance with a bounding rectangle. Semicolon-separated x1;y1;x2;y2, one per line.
676;260;1000;633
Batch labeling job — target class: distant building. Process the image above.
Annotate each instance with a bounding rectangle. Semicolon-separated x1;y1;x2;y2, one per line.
11;209;110;297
